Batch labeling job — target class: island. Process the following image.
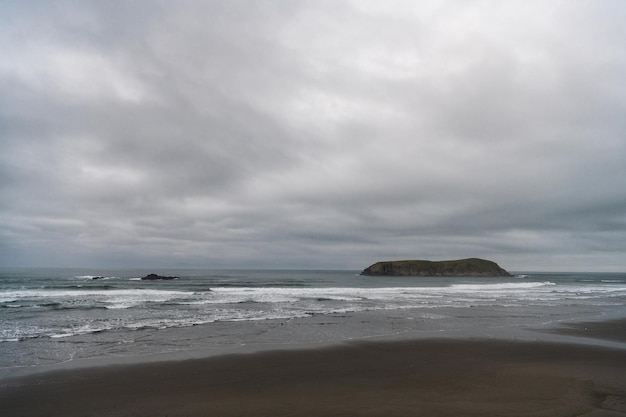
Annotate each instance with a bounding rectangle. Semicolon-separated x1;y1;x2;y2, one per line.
360;258;511;277
141;273;179;280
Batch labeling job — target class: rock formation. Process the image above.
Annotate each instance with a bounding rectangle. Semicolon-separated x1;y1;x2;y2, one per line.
141;273;179;280
361;258;511;277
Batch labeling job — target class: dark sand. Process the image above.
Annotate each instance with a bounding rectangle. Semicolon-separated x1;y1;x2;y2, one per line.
2;323;626;417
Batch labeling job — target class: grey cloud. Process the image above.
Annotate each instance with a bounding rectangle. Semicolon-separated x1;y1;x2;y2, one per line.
1;1;625;271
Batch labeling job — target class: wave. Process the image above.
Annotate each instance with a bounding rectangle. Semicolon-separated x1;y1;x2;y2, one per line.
211;282;309;288
0;288;196;313
38;303;109;311
1;304;334;342
196;284;566;306
44;284;116;291
3;277;625;345
104;302;146;310
2;288;190;299
74;275;119;280
449;282;555;291
37;302;63;308
6;282;622;315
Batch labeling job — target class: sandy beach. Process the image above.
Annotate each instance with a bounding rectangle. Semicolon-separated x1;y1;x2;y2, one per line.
2;320;626;417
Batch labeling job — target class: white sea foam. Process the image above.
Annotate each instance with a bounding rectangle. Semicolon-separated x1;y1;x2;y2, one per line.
4;288;188;300
50;333;76;338
449;282;555;291
2;270;626;355
208;283;565;305
2;268;625;378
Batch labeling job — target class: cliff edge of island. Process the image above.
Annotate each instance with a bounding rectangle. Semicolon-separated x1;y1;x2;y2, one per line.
361;258;511;277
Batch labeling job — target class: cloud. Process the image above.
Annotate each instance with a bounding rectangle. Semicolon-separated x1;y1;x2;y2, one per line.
1;1;625;271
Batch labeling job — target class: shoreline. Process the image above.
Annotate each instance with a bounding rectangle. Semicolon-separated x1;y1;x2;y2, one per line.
2;319;626;416
2;307;626;381
2;337;625;417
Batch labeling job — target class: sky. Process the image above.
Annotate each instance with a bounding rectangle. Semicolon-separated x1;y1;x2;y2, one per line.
1;1;625;271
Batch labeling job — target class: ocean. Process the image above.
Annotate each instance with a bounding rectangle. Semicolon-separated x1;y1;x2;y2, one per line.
1;268;625;378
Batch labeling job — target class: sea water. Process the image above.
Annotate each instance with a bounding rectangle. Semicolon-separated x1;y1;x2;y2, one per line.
1;268;625;377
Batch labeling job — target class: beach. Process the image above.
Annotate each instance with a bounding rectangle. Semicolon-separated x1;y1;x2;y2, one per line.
2;269;626;416
2;320;626;417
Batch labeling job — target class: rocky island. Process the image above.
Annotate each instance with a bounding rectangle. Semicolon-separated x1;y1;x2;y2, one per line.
361;258;511;277
141;273;179;280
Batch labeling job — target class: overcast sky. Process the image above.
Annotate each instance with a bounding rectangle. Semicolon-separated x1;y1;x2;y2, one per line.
1;1;625;271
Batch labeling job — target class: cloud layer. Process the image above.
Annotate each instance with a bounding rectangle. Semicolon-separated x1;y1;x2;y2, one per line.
1;1;625;271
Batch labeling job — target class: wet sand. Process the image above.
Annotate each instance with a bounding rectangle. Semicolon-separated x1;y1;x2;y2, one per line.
2;332;626;417
551;318;626;343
